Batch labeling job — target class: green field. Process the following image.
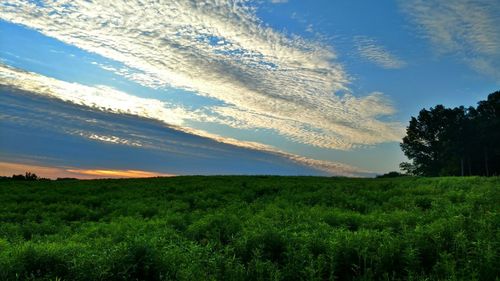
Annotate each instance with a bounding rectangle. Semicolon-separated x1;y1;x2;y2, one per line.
0;176;498;281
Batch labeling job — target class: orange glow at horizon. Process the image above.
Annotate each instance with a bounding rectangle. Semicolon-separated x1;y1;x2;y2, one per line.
66;169;175;178
0;161;174;179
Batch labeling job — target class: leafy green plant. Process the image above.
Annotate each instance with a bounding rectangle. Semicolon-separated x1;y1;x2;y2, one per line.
0;176;497;280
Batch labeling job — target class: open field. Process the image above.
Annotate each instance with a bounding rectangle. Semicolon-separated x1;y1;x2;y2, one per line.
0;176;498;281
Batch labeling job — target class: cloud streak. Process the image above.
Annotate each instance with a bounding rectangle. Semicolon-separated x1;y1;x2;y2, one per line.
354;36;406;69
0;64;189;126
401;0;500;81
0;161;173;179
65;169;175;178
0;0;403;150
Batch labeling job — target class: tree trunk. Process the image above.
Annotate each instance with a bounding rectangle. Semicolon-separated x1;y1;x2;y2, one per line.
467;156;472;176
484;147;489;176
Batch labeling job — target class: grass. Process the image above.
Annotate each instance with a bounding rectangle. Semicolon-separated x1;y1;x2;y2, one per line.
0;176;498;280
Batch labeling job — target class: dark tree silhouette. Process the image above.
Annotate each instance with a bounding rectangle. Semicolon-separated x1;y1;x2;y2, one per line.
400;105;467;176
24;172;38;181
10;172;39;181
11;174;26;180
400;91;500;176
474;91;500;176
376;171;405;178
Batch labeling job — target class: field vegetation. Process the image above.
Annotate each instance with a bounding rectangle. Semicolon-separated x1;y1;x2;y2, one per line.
0;176;498;280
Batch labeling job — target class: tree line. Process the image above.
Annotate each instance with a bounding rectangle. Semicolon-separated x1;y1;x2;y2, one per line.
0;172;77;181
0;172;41;181
400;91;500;176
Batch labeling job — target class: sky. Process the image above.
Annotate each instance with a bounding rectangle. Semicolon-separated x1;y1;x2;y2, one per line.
0;0;499;178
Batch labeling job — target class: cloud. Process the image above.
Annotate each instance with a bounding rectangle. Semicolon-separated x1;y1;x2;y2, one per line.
468;57;500;80
0;161;75;179
0;161;173;179
83;133;143;147
65;169;175;178
178;125;373;176
354;36;406;69
0;64;189;126
0;0;403;150
270;0;288;3
401;0;500;81
0;65;371;176
90;61;166;89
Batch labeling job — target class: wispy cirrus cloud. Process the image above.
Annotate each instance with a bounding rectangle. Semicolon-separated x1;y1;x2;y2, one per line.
354;36;406;69
400;0;500;81
90;61;166;89
0;0;403;150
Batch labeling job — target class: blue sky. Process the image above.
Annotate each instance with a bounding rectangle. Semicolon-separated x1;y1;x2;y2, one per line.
0;0;499;178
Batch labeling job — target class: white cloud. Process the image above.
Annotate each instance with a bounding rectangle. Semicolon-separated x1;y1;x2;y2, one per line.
90;61;166;89
468;57;500;80
84;133;143;147
0;64;369;176
181;126;373;177
401;0;500;81
0;64;188;126
0;0;403;150
354;36;406;69
270;0;288;3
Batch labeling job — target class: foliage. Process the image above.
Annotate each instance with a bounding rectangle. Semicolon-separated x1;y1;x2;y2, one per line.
0;176;498;280
8;172;39;181
401;91;500;176
376;171;406;178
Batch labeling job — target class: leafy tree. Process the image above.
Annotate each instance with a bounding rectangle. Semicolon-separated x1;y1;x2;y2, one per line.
474;91;500;176
400;91;500;176
400;105;467;176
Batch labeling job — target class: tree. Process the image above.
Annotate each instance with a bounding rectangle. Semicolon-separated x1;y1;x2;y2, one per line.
376;171;406;178
11;172;39;181
400;91;500;176
24;172;38;181
474;91;500;175
11;174;26;180
400;105;467;176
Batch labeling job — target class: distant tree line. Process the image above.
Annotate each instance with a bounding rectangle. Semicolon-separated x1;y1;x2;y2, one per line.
376;171;407;178
0;172;77;181
400;91;500;176
1;172;41;181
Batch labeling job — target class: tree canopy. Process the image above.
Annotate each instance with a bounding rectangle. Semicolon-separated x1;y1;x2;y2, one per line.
400;91;500;176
